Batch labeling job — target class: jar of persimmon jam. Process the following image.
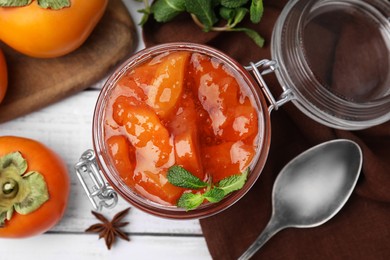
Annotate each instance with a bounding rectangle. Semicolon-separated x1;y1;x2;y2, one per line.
75;0;390;219
76;43;271;219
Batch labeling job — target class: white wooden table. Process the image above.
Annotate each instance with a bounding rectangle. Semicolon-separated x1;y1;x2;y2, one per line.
0;2;211;259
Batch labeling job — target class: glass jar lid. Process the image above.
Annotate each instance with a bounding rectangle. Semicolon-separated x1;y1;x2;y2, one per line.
272;0;390;130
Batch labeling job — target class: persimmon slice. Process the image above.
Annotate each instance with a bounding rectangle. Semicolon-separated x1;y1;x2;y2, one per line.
147;51;191;118
112;95;172;167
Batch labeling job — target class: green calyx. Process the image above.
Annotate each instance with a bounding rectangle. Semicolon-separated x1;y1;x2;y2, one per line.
0;152;49;227
0;0;71;10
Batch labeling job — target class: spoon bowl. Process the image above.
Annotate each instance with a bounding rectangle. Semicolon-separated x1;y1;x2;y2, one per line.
239;139;362;260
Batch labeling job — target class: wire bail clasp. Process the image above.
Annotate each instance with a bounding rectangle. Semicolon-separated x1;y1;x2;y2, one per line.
245;59;293;113
75;149;118;211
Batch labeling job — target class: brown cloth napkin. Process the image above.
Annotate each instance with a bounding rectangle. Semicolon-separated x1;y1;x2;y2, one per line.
143;1;390;259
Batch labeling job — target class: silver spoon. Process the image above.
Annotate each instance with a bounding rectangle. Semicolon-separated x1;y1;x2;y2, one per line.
239;139;362;260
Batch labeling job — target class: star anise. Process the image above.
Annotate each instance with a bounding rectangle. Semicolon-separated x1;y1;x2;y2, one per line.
85;207;130;250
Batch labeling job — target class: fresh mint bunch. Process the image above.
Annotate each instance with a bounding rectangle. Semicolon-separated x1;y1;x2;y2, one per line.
167;166;249;211
137;0;265;47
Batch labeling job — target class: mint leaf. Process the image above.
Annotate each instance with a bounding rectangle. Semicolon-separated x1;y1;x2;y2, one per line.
152;0;186;22
231;27;264;47
217;168;249;195
219;7;235;21
177;193;204;211
167;165;208;189
250;0;263;23
221;0;248;8
185;0;218;32
229;7;248;27
203;188;225;203
220;7;248;28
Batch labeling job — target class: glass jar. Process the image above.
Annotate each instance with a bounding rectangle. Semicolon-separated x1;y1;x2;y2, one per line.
76;43;272;219
272;0;390;129
75;0;390;219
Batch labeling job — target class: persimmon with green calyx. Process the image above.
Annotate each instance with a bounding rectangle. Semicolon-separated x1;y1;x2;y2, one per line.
0;136;70;238
0;48;7;104
0;152;49;226
0;0;108;58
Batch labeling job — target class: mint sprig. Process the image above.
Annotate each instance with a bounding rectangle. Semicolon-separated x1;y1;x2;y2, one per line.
167;166;249;211
137;0;265;47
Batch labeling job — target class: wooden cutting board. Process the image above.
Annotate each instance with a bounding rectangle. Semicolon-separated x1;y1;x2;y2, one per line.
0;0;137;123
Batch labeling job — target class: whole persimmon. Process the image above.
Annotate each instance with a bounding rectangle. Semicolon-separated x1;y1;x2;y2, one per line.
0;136;70;238
0;0;108;58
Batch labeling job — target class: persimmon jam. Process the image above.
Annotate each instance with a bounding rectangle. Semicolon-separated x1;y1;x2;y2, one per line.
103;51;259;206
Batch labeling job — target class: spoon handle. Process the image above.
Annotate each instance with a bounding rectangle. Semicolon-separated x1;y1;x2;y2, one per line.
238;216;283;260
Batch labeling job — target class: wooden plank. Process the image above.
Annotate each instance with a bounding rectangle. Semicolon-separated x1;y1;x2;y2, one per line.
0;90;202;235
0;234;211;259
